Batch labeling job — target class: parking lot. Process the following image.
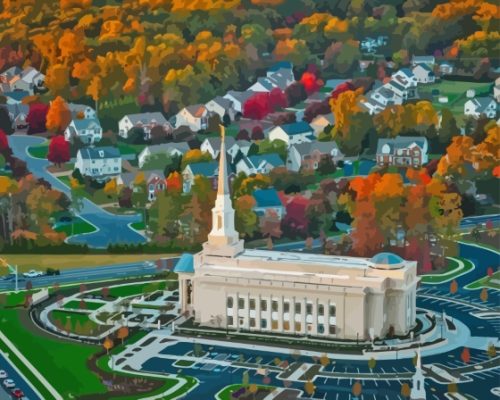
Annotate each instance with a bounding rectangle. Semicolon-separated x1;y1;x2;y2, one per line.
0;352;40;400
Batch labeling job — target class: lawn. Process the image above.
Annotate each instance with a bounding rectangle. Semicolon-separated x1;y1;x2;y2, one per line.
130;220;145;230
63;299;104;310
49;309;110;336
173;359;196;367
0;254;159;273
420;257;474;284
90;281;167;298
0;308;107;399
53;217;96;236
465;270;500;291
216;384;275;400
27;143;49;159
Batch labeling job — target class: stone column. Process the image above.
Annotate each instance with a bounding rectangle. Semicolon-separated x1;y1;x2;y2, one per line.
311;297;318;336
291;295;296;334
256;294;261;332
278;295;284;333
301;297;307;336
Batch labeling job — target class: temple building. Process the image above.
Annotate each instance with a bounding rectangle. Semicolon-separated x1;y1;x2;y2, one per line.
176;127;419;340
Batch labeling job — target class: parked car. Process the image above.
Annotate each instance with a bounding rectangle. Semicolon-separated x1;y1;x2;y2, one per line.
46;268;60;276
11;388;24;399
2;378;15;388
0;369;6;378
23;270;43;278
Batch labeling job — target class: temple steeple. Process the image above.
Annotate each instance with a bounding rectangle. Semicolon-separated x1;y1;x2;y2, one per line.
204;125;244;257
410;347;426;400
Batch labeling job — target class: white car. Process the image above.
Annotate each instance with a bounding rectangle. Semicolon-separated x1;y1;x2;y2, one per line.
23;269;43;278
0;370;6;378
2;378;15;388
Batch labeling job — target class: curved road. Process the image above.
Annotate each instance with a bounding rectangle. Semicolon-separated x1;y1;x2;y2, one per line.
9;135;147;248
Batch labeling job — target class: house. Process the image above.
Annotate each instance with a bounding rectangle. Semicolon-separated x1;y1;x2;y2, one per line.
359;98;385;115
464;97;497;119
287;141;343;172
411;55;435;67
252;188;285;219
376;137;428;167
146;171;166;201
248;77;277;93
75;146;122;180
68;103;97;119
0;66;21;84
64;118;102;144
412;64;435;84
390;68;418;99
182;161;219;193
5;104;29;130
228;140;252;157
266;62;294;89
310;113;335;136
118;112;171;140
201;136;236;159
4;91;29;104
267;61;293;76
359;60;375;72
223;91;254;114
10;67;44;94
175;104;208;132
236;153;284;175
138;142;189;168
205;96;235;120
268;121;314;146
439;62;454;75
369;87;402;106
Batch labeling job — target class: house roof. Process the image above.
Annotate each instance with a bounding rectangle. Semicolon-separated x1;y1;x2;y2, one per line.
20;67;43;82
268;61;293;73
251;77;276;91
208;96;232;110
68;103;94;114
146;169;165;181
203;136;236;151
376;136;428;154
4;91;29;102
248;153;284;168
143;142;190;157
224;90;254;104
388;80;405;92
267;72;290;90
0;66;21;77
5;103;28;118
78;146;121;160
292;141;341;157
126;112;168;125
186;161;219;177
72;118;101;130
471;96;496;113
399;68;415;78
376;87;396;99
185;104;207;118
412;55;435;63
324;79;348;90
277;121;312;136
311;113;335;126
253;188;283;208
174;253;194;273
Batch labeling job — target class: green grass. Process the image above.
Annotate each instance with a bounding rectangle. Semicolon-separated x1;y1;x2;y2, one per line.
174;359;195;367
0;308;106;398
465;270;500;291
421;257;474;284
117;143;147;156
63;299;104;310
130;221;145;230
27;143;49;159
216;384;275;400
53;217;96;236
90;281;166;298
1;290;40;307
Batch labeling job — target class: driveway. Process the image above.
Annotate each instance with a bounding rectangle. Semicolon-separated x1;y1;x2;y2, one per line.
9;135;147;248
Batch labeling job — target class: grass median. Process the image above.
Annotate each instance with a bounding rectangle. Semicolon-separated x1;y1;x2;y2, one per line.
420;257;474;284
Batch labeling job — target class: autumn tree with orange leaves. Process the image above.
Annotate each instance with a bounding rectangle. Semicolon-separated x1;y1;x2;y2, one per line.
46;96;71;135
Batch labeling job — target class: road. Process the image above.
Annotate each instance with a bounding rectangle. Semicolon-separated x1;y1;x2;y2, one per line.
9;135;147;249
0;352;40;400
0;259;180;291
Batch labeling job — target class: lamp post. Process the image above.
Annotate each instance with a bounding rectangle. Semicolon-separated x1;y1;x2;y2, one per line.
0;258;18;292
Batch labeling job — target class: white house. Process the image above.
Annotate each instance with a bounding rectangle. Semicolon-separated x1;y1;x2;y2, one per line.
359;98;385;115
390;68;418;99
376;137;428;167
68;103;97;119
205;96;235;120
235;153;284;175
310;113;335;136
268;121;314;146
464;97;497;119
75;146;121;180
118;112;171;140
201;136;236;159
248;77;277;93
266;61;294;90
439;62;454;75
411;55;435;67
64;118;102;144
138;142;190;168
287;141;343;172
494;77;500;103
228;140;252;158
175;104;208;132
412;64;435;84
223;91;254;114
370;87;402;107
5;104;29;130
9;67;44;94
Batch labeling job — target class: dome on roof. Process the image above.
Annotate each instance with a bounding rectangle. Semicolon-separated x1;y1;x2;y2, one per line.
370;252;404;268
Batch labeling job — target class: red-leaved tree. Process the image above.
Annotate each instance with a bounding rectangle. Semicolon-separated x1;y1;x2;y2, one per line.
243;93;271;120
26;103;49;135
331;82;355;100
251;126;264;140
300;71;323;94
0;129;11;158
47;135;70;167
269;88;287;111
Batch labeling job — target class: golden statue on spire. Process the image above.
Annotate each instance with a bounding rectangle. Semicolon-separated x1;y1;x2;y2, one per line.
219;124;225;139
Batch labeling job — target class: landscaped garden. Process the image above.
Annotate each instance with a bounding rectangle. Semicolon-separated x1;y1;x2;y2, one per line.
63;299;104;310
465;270;500;291
53;217;96;236
420;257;474;284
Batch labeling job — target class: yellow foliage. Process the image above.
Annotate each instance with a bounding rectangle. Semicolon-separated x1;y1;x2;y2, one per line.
0;176;16;195
77;14;96;29
104;179;118;196
100;20;124;41
171;0;240;11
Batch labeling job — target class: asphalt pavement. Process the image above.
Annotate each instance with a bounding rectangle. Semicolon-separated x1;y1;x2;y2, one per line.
8;135;147;249
0;352;40;400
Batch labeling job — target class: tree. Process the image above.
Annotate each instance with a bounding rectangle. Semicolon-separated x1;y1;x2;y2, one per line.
480;287;488;302
449;279;458;294
285;82;307;107
487;267;494;277
87;76;102;116
401;382;411;398
487;342;497;358
300;71;322;94
260;209;282;249
317;155;336;176
47;136;70;167
236;129;250;141
304;380;315;396
101;287;109;299
244;93;270;120
242;370;250;387
26;103;49;135
166;171;182;193
117;326;129;344
269;88;287;110
0;107;14;135
438;108;459;151
368;357;376;370
352;381;362;398
46;96;71;134
319;354;330;368
251;126;264;141
103;337;113;354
